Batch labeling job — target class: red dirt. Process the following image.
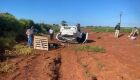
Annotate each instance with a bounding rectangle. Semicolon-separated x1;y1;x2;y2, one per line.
0;30;140;80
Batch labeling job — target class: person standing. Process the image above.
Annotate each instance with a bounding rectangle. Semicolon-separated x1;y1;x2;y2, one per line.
49;28;54;40
30;26;34;37
30;26;37;39
26;26;37;47
114;23;121;38
26;28;33;47
76;23;81;32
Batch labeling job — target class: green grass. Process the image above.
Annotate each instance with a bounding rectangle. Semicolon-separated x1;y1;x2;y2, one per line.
5;44;36;56
0;62;15;73
75;45;106;53
92;27;114;32
86;26;140;33
14;44;35;56
5;44;35;56
121;27;132;33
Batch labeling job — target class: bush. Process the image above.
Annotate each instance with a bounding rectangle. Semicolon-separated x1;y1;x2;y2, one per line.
47;24;60;33
0;12;60;50
0;37;16;49
0;13;22;49
14;44;35;56
0;62;15;73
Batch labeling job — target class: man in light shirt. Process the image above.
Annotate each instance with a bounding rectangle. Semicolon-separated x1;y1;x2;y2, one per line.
49;28;54;40
25;26;37;47
26;28;33;47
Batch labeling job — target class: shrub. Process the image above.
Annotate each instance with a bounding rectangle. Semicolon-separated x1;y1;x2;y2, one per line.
0;37;16;49
0;13;23;49
14;44;35;56
0;62;15;73
0;12;60;50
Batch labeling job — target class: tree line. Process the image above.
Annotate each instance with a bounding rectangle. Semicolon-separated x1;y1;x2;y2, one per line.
0;12;59;50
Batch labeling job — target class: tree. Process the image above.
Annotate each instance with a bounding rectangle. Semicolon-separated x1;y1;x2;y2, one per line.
19;19;35;29
0;13;22;49
61;20;68;26
0;12;60;49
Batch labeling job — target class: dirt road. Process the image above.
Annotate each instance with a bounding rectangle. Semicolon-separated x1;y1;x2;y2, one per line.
0;31;140;80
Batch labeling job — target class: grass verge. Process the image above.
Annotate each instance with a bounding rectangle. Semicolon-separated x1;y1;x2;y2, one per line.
87;27;138;33
5;44;36;56
75;45;106;53
0;62;15;73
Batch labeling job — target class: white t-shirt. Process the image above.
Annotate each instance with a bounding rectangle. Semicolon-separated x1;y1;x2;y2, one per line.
26;29;31;36
49;29;54;34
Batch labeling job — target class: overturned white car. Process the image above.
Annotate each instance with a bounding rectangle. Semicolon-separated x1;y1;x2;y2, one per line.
56;25;88;43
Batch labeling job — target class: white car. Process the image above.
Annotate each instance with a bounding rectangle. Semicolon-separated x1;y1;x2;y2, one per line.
56;25;88;43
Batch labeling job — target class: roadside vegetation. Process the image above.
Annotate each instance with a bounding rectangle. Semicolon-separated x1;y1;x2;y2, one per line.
0;12;59;51
14;44;35;56
86;26;140;33
0;62;16;73
75;45;106;53
4;44;35;60
0;12;60;63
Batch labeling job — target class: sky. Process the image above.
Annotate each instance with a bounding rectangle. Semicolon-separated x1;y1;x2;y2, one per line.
0;0;140;27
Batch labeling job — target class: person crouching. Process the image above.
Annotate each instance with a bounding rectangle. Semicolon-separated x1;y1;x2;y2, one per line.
128;27;139;40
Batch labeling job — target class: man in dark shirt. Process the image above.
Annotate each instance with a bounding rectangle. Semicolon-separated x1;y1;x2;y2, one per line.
114;23;120;38
76;23;81;32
